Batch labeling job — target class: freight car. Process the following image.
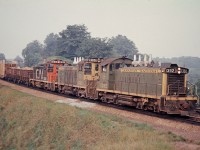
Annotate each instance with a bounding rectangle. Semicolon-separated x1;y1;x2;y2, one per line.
0;60;17;78
0;60;32;85
57;57;198;116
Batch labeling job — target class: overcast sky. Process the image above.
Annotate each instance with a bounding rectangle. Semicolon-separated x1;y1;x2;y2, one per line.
0;0;200;59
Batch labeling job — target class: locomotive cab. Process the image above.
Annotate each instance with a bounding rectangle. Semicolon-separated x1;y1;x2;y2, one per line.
83;58;102;81
46;59;67;82
97;57;133;90
80;58;102;99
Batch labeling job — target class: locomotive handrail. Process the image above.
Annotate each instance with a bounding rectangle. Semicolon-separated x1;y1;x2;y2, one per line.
187;81;199;105
187;81;199;97
195;84;199;106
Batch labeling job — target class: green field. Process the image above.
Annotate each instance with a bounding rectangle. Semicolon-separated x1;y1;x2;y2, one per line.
0;84;185;150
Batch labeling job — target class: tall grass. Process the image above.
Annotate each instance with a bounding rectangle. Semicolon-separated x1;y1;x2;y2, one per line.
0;85;177;150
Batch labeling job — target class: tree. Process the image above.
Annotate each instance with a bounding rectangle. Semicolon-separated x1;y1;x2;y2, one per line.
0;53;5;60
57;24;90;59
14;55;23;67
77;38;113;58
43;33;59;58
22;40;44;67
109;35;138;58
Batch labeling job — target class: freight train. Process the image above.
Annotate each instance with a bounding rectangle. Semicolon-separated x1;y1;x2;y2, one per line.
0;57;199;116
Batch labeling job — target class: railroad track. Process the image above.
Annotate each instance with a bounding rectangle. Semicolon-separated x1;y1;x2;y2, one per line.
97;102;200;126
1;79;200;126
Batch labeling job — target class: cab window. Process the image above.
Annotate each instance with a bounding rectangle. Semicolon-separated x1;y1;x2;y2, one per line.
36;70;40;78
110;64;113;71
102;66;107;72
115;63;121;69
79;64;83;71
48;64;53;72
84;63;92;75
95;64;99;71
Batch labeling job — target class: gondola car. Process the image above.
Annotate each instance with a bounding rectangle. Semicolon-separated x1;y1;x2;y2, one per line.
0;60;32;84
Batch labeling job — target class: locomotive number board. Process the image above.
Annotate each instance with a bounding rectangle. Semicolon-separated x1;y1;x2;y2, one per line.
165;68;188;74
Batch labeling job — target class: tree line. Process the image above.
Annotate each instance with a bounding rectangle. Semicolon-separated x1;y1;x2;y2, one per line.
21;24;138;67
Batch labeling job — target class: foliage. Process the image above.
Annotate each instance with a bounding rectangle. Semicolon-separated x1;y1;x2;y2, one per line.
154;56;200;68
43;33;59;58
77;38;113;58
22;40;44;67
14;55;23;67
0;53;5;60
109;35;138;59
20;24;140;66
57;24;90;59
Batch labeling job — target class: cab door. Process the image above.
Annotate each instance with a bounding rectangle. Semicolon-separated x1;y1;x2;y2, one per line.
84;62;100;99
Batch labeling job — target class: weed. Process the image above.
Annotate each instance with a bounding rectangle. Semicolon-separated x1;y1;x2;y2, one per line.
134;122;153;131
72;140;83;150
0;104;4;112
167;131;186;142
27;140;36;150
0;116;7;131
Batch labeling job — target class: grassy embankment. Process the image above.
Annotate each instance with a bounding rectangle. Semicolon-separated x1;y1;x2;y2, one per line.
0;84;184;150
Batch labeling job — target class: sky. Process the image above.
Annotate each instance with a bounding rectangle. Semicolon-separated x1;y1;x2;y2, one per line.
0;0;200;59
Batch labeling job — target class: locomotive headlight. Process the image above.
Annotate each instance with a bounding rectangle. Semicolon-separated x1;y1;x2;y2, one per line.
178;67;181;74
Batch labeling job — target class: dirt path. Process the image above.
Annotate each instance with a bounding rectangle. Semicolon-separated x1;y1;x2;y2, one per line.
1;80;200;149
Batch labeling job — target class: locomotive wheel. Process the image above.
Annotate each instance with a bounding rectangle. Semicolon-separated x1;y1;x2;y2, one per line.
100;96;106;102
143;105;148;111
153;105;160;113
58;88;62;93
